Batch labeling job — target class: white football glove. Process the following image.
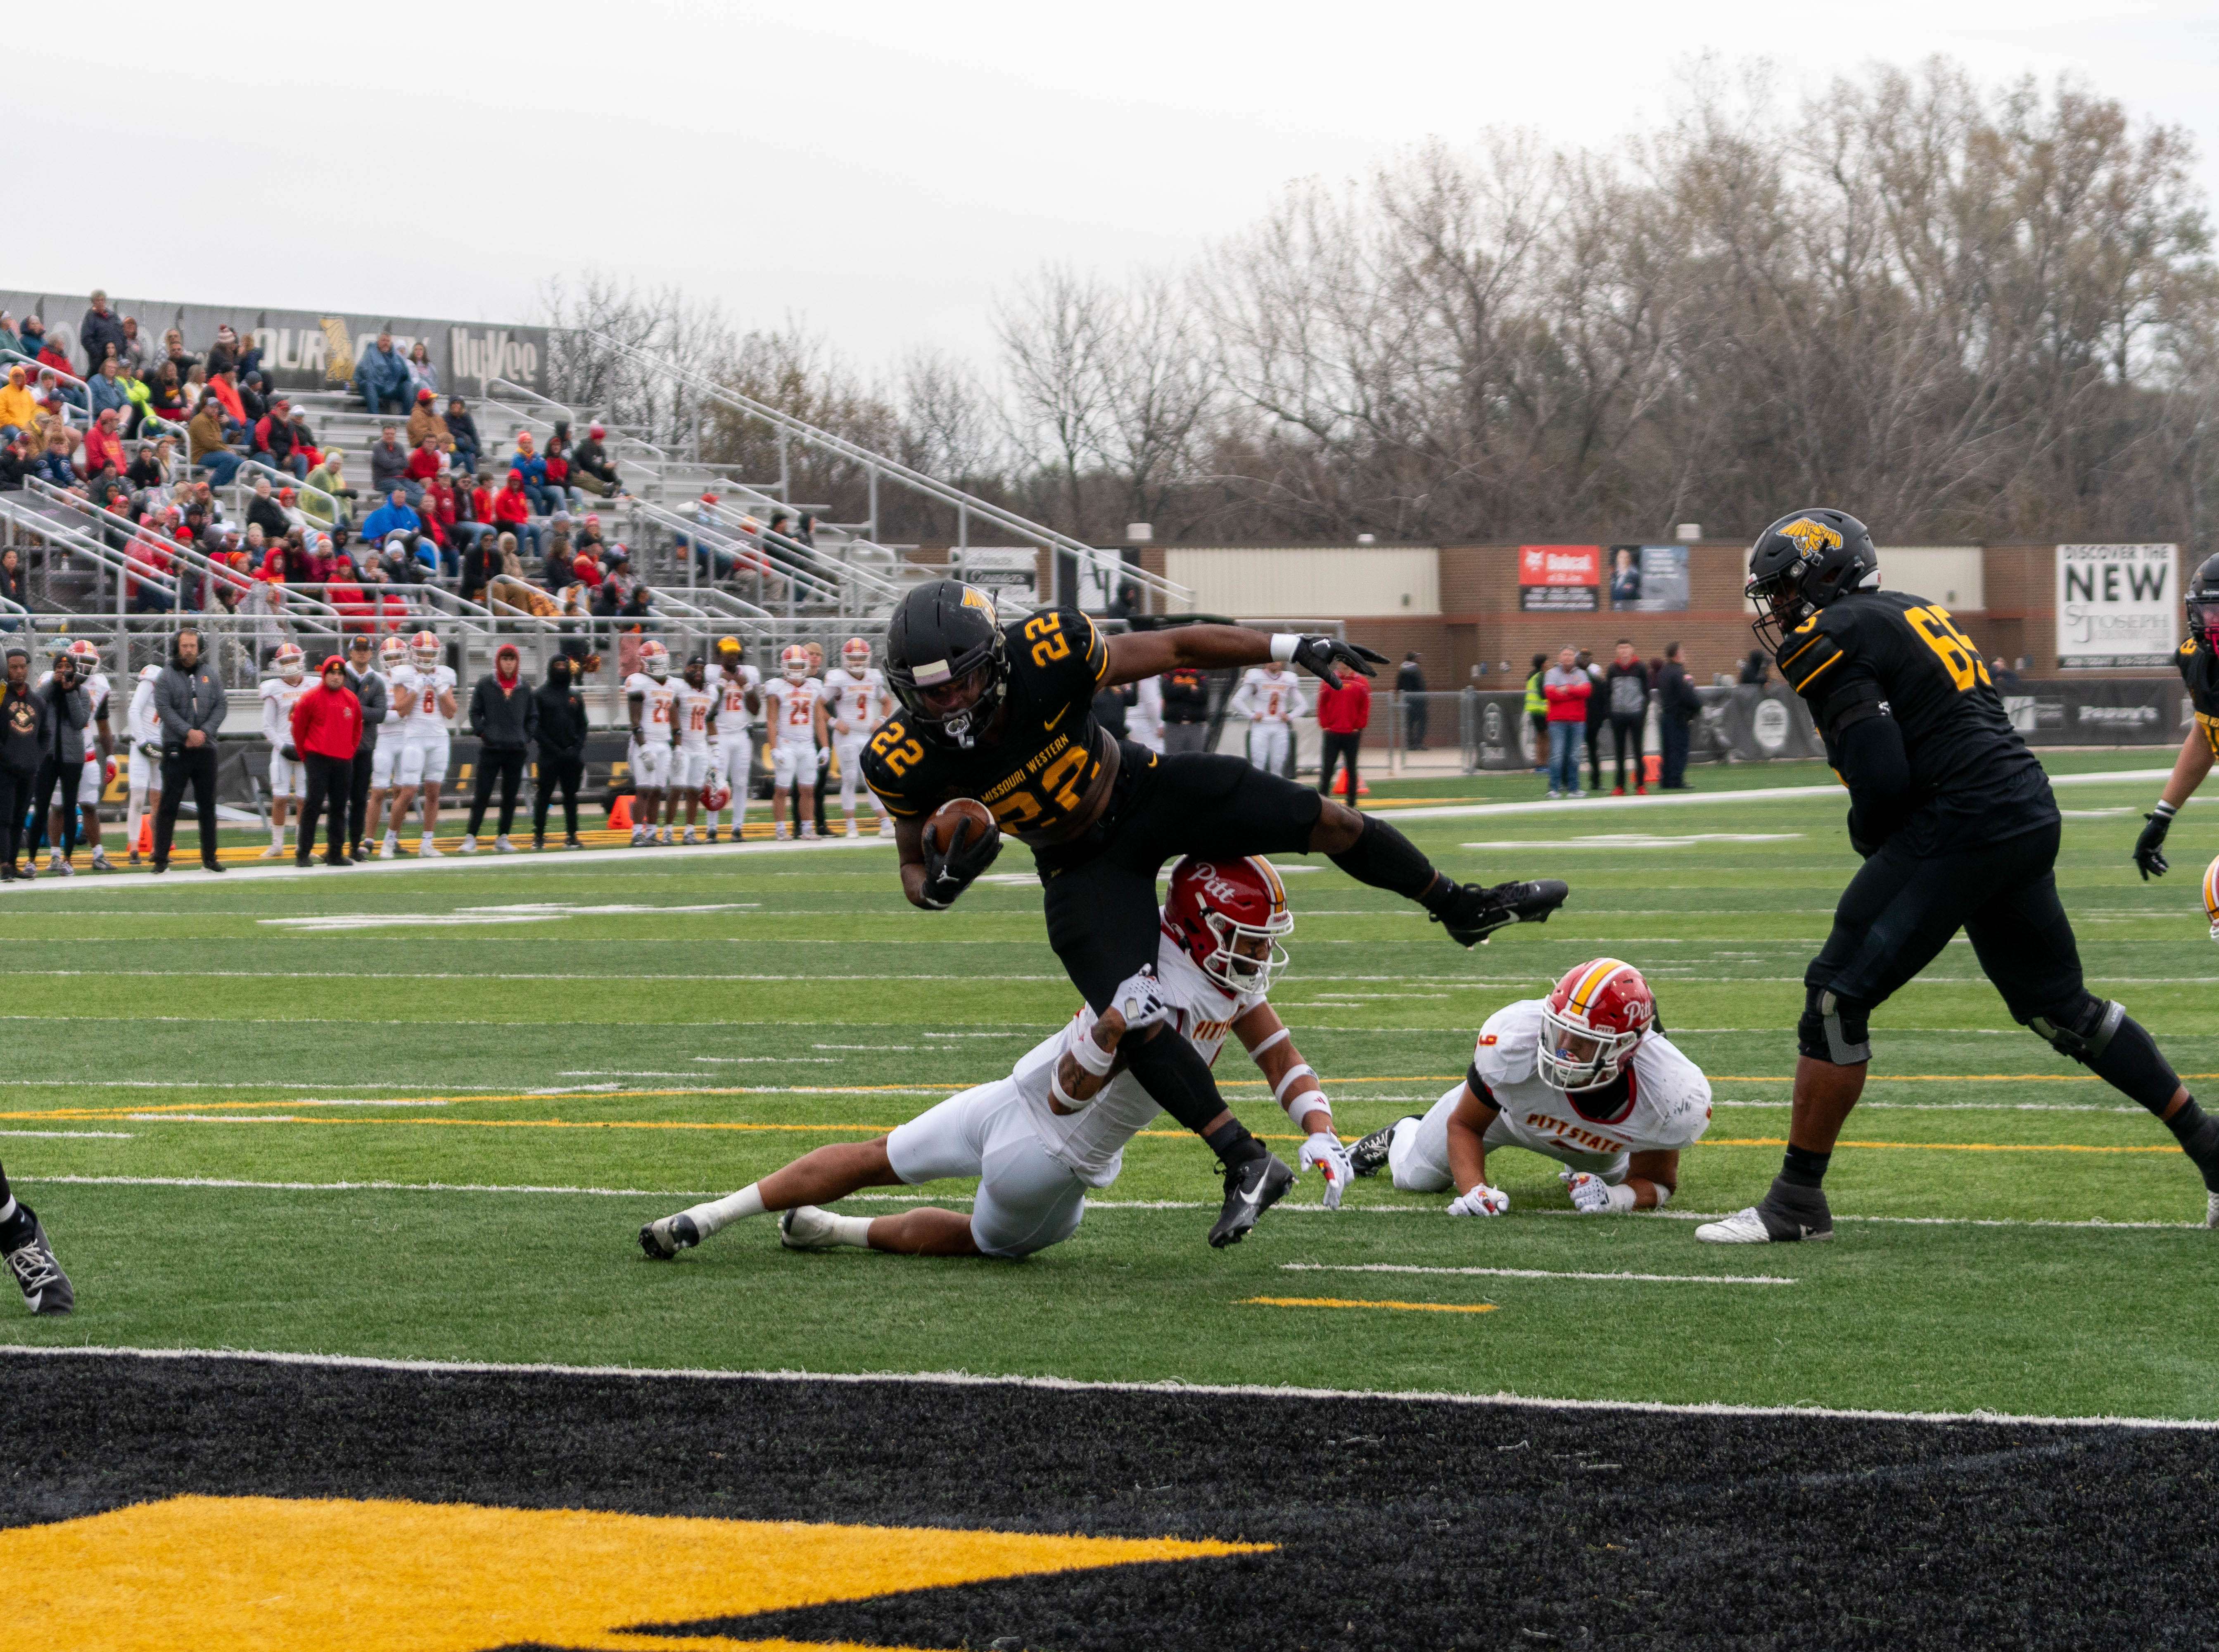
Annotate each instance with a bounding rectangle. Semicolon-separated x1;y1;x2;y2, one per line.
1447;1183;1509;1218
1299;1131;1353;1210
1110;965;1174;1033
1562;1168;1634;1214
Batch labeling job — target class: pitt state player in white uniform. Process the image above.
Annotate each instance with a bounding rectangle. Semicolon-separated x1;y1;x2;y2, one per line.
624;639;679;845
1351;957;1711;1215
762;644;828;840
823;635;892;839
388;631;458;858
364;636;410;855
125;662;162;865
1231;662;1306;776
642;855;1353;1261
257;643;309;858
667;654;719;844
703;636;761;841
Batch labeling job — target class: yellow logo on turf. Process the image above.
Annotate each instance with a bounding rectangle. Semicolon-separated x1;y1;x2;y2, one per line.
1779;517;1843;556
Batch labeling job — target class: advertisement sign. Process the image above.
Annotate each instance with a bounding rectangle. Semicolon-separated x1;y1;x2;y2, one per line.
0;289;551;397
1519;545;1600;613
1609;544;1690;611
954;548;1039;608
2056;544;2177;669
1998;681;2183;745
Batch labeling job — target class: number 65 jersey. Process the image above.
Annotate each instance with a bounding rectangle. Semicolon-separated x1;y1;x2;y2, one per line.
1776;588;2055;853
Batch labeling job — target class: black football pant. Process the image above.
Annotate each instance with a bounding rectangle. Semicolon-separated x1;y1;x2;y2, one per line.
534;754;582;840
297;752;351;863
1318;731;1362;804
467;749;525;837
1586;717;1606;790
0;765;32;868
1611;715;1644;789
348;747;375;850
1661;716;1691;788
31;752;83;858
155;744;221;868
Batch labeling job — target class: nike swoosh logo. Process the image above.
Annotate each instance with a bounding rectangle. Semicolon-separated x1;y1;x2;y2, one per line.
1239;1182;1266;1212
1043;705;1070;730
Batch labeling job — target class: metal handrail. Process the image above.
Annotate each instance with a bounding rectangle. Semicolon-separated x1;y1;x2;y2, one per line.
232;459;351;529
3;348;191;448
21;478;262;613
1;487;181;599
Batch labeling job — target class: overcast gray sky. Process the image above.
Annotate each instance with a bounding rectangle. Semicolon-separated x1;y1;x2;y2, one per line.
12;0;2217;368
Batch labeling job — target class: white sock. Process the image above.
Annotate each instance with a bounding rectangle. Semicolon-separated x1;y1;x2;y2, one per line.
685;1182;765;1238
271;823;284;845
0;1195;16;1227
823;1211;874;1248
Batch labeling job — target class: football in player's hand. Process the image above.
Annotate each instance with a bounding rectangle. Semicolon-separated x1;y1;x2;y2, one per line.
926;797;996;854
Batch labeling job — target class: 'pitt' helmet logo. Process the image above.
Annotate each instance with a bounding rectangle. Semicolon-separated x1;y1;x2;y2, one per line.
1780;517;1843;558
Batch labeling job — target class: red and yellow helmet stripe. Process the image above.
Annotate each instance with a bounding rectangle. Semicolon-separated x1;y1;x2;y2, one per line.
2203;854;2219;941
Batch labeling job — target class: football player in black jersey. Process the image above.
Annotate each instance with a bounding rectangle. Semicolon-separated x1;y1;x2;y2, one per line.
1699;509;2219;1243
864;581;1569;1248
2129;552;2219;882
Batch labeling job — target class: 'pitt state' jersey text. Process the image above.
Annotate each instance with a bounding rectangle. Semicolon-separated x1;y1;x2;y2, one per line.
1776;590;2054;850
862;606;1115;845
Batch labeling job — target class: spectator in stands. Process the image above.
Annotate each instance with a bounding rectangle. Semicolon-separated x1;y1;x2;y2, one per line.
0;366;38;440
118;316;150;376
81;407;125;477
543;435;584;514
406;341;438;400
451;472;494;555
0;312;19;361
575;512;606;561
126;516;175;613
126;440;165;493
361;487;420;548
303;451;354;527
252;397;305;477
33;380;78;456
78;292;126;376
290;653;362;867
160;328;196;379
508;432;551;515
0;437;23;496
205;325;240;380
405;434;443;507
189;396;242;485
0;548;26;615
1542;646;1590;799
369;423;410;502
543;511;575;579
354;331;411;416
1316;658;1371;805
446;397;481;475
30;431;79;490
238;370;268;428
570;422;622;498
493;469;538;557
1656;642;1700;790
22;320;73;393
247;477;292;543
1604;638;1649;795
144;361;187;428
208;368;248;438
407;389;450;454
87;356;131;423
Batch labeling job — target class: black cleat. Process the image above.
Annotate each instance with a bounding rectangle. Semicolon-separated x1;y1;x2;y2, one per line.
5;1214;72;1314
638;1212;701;1260
1209;1152;1294;1248
1432;878;1569;947
1348;1116;1419;1178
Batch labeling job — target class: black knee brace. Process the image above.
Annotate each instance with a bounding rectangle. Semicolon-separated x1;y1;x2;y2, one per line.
1798;985;1871;1065
2023;995;2123;1060
2024;996;2182;1113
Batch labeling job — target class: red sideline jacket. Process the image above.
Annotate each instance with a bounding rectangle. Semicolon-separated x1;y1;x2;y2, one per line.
1315;675;1371;733
290;667;364;760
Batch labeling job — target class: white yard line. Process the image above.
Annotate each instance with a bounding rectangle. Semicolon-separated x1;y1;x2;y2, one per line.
1379;767;2169;822
1;1342;2212;1431
1282;1261;1793;1286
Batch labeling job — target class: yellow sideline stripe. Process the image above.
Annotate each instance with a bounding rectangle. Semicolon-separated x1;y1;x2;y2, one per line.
1245;1296;1497;1315
1708;1137;2176;1154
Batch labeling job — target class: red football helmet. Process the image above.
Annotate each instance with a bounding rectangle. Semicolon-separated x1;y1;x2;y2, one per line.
1162;855;1293;995
702;780;733;813
1540;958;1656;1092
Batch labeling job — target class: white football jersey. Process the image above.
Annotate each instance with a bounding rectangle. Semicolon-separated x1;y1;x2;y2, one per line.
258;674;309;746
672;681;717;750
707;661;760;729
626;672;679;743
397;664;457;736
824;666;886;736
763;676;824;746
1235;667;1305;724
127;676;160;748
79;673;109;759
1013;934;1267;1186
373;669;406;745
1470;998;1711;1160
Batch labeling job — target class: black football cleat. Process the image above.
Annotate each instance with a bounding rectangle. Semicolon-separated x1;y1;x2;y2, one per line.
5;1214;72;1314
1209;1153;1294;1248
1433;878;1569;947
1348;1116;1419;1179
638;1212;701;1260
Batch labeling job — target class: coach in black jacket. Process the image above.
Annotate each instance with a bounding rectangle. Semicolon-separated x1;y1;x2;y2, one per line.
531;654;589;849
463;645;536;850
1656;643;1703;790
0;647;51;878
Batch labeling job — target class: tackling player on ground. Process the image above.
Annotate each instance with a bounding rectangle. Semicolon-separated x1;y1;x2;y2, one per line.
1708;508;2219;1243
1350;958;1710;1216
642;855;1351;1261
861;581;1567;1248
2131;553;2219;884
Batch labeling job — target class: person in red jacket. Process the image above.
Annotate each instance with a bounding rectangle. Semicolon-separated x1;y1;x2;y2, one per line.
1542;644;1592;798
493;470;537;560
1315;665;1372;806
288;655;363;866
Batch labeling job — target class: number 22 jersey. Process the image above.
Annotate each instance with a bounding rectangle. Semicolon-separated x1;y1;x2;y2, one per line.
1777;589;2054;852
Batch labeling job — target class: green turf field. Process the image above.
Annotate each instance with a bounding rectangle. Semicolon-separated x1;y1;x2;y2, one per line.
4;752;2216;1422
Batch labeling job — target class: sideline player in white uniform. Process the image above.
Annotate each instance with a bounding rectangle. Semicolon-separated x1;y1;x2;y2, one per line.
363;636;409;854
1230;662;1305;776
823;635;892;839
762;644;827;841
257;642;309;857
667;654;719;844
624;639;678;845
387;631;457;858
642;854;1352;1260
1349;958;1711;1215
125;663;162;865
1130;672;1165;755
703;636;761;842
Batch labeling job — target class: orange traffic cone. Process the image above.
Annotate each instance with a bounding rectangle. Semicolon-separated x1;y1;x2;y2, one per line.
608;793;633;833
135;817;152;855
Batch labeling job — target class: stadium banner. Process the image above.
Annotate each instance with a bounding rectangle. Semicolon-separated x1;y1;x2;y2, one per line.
1999;680;2184;746
954;547;1040;607
1608;544;1690;611
2055;543;2177;669
1518;545;1599;612
0;289;551;398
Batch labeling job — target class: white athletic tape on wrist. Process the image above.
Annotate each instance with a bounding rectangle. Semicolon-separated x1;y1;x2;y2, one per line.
1271;1063;1315;1102
1270;633;1301;663
1068;1030;1117;1077
1283;1089;1328;1120
1649;1183;1671;1209
1603;1181;1639;1213
1049;1068;1090;1111
2155;799;2179;819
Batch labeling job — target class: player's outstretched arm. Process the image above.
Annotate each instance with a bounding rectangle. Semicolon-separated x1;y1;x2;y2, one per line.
2135;728;2214;878
1564;1150;1679;1214
1105;627;1385;691
1233;1004;1349;1206
1444;1082;1509;1216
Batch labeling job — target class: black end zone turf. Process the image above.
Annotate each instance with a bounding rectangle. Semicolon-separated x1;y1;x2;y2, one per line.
5;1351;2217;1650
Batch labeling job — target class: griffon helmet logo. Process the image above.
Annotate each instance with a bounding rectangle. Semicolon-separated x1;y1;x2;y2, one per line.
1779;517;1844;558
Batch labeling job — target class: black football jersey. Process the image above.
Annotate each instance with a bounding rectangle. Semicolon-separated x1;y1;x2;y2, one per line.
1778;590;2055;850
2176;636;2219;758
862;606;1117;844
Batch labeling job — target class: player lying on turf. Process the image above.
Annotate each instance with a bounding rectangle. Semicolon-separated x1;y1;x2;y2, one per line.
641;854;1353;1261
1348;958;1710;1215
